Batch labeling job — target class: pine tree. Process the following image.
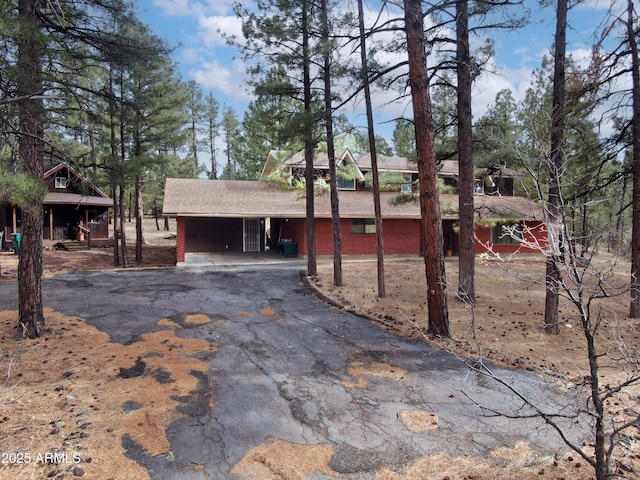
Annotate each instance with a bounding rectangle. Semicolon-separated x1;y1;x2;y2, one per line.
404;0;450;337
204;93;220;179
234;68;302;180
3;1;191;336
186;81;205;170
221;106;241;179
234;0;323;275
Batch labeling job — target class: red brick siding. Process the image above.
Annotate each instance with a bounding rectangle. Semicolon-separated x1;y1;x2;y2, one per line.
308;219;547;256
176;217;186;262
474;221;547;254
303;218;422;256
278;219;307;253
380;219;422;254
176;215;547;259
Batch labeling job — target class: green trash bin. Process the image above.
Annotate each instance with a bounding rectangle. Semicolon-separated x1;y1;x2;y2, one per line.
282;243;297;257
11;233;21;255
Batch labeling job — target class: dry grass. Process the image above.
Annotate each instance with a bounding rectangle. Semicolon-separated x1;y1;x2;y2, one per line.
0;309;215;479
311;252;640;479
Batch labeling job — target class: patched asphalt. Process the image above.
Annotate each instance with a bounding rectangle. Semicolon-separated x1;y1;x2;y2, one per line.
0;265;591;479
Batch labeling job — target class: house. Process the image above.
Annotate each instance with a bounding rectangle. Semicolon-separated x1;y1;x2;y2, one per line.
261;149;419;192
163;150;547;263
1;163;112;249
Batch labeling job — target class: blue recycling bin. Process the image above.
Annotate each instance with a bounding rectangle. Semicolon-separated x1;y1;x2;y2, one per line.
11;233;21;255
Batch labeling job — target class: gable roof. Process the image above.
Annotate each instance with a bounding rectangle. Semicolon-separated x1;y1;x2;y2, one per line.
42;162;112;207
261;149;365;182
260;150;469;182
163;178;542;222
43;162;110;199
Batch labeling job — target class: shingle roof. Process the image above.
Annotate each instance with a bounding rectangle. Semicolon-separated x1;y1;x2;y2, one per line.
279;150;420;173
163;178;542;221
356;154;417;172
44;192;114;207
439;160;459;176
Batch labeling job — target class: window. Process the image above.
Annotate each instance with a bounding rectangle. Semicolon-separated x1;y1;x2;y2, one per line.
337;177;355;190
401;173;412;193
55;177;67;188
491;222;524;244
351;218;376;234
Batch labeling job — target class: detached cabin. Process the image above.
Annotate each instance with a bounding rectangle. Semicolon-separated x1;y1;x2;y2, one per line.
1;163;112;249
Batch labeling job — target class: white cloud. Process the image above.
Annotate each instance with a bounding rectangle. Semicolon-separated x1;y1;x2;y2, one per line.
189;58;252;102
152;0;195;17
201;0;236;16
180;47;202;65
577;0;624;11
198;15;244;47
152;0;235;17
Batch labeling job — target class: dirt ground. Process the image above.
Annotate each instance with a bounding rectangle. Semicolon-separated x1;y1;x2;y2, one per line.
1;220;639;479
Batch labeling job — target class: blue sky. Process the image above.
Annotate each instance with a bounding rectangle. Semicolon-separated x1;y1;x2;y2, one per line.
134;0;619;146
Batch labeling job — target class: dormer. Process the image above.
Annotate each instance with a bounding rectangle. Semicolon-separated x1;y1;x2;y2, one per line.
336;149;364;190
261;148;365;189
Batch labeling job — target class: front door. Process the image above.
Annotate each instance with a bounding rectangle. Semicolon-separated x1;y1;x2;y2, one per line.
243;218;260;252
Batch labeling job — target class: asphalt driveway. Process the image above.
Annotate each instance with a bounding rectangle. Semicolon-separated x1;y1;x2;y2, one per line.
0;265;590;479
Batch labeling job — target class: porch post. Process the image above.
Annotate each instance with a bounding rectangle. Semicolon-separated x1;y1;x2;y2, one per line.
49;207;54;240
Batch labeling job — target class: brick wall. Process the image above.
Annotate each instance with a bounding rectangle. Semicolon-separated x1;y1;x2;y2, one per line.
307;218;422;255
175;214;547;261
176;216;186;262
278;219;306;253
474;221;547;254
302;218;546;256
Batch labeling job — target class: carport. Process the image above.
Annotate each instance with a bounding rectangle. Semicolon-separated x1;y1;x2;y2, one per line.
184;217;267;253
163;179;311;262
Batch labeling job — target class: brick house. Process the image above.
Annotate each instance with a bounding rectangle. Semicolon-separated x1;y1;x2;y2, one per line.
162;150;546;263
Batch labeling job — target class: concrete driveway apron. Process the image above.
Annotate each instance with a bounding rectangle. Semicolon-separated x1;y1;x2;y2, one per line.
0;265;590;479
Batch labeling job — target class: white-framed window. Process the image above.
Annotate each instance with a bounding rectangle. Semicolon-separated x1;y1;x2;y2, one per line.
337;177;355;190
401;173;412;193
351;218;376;234
55;177;67;189
491;222;524;244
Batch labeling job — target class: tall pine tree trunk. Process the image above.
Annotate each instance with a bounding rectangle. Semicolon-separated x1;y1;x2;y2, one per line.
112;187;120;266
302;0;317;277
404;0;450;337
544;0;568;334
135;175;143;264
107;66;121;266
358;0;385;297
209;113;218;179
16;0;45;338
456;0;476;304
321;0;342;286
628;0;640;318
118;186;128;267
133;100;143;264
